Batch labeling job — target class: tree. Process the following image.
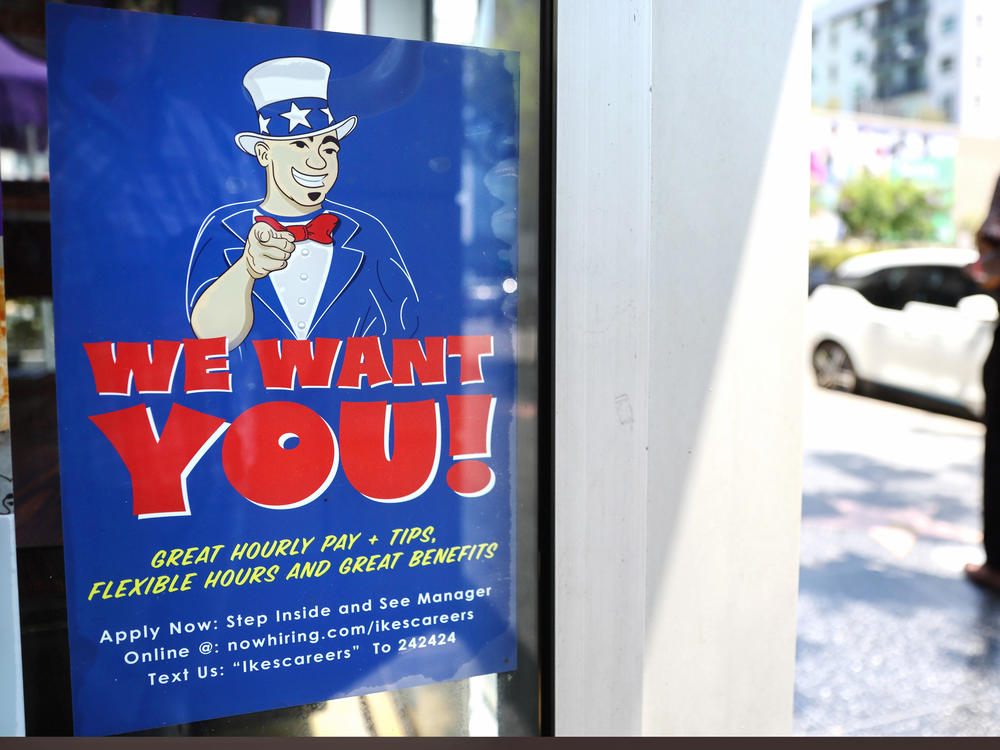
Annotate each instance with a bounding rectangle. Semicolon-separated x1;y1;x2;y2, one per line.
836;170;939;243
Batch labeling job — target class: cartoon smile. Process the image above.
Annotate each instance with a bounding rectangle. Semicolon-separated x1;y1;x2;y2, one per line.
291;168;327;188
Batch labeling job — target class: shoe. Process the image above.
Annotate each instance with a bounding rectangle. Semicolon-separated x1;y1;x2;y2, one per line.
965;562;1000;593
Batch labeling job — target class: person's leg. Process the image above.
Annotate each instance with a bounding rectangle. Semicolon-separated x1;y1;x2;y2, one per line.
985;366;1000;567
967;329;1000;588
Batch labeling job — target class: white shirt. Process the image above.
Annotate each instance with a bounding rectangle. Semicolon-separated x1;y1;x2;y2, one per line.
256;212;334;339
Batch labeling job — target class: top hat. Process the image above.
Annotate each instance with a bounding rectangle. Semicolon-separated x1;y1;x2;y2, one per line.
235;57;357;155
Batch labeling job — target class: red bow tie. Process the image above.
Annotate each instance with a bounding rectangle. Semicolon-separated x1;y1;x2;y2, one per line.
254;213;340;244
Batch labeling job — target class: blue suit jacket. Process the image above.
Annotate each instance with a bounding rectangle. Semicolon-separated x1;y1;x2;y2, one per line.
186;199;420;349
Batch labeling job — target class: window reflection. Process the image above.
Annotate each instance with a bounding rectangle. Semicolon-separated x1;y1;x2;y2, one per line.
0;0;543;737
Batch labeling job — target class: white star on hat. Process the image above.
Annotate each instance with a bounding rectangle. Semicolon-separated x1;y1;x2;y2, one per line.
321;107;333;125
258;113;270;134
281;102;313;132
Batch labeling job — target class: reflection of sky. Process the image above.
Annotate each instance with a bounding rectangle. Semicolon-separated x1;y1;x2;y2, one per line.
433;0;481;46
455;47;519;336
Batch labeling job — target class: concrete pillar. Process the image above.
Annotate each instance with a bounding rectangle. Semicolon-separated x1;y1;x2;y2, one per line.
555;0;809;735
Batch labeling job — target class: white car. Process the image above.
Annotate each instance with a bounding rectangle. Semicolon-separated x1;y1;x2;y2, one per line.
807;247;998;417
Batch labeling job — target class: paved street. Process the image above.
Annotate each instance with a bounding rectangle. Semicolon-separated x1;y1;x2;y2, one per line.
795;380;1000;736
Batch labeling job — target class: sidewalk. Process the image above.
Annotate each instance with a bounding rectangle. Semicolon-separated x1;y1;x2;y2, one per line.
795;383;1000;736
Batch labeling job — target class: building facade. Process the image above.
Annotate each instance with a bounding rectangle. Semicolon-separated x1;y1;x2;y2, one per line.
813;0;1000;137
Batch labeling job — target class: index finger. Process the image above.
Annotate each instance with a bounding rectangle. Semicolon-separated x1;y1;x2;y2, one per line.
261;229;295;246
263;237;295;254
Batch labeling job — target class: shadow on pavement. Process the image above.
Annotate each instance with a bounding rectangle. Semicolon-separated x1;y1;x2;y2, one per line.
798;552;982;615
797;381;1000;735
803;450;979;526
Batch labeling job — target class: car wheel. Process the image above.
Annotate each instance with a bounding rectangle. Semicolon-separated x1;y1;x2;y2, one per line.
813;341;858;392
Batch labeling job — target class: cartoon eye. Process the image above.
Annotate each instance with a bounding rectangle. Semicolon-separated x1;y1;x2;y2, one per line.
293;141;308;149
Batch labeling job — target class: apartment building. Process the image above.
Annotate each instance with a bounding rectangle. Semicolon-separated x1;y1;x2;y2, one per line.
813;0;1000;137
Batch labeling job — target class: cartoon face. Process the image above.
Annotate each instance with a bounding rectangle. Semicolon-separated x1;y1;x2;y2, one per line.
255;134;340;210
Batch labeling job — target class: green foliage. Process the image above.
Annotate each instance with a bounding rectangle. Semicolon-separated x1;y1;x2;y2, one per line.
836;171;939;243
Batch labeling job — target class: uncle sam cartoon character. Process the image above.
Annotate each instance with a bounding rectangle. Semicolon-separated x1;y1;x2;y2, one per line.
186;56;419;350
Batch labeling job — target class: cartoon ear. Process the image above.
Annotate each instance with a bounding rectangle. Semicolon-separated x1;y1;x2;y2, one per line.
254;141;271;167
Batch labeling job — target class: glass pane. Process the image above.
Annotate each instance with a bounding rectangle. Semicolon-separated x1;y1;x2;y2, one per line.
1;0;544;737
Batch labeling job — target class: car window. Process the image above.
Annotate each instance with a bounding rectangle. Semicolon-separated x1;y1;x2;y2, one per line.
854;267;912;310
908;265;980;308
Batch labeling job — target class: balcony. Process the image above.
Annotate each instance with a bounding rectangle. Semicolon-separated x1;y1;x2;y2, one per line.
874;0;929;32
872;36;928;69
874;73;928;99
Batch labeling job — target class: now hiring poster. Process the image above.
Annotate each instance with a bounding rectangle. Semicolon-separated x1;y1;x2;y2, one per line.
46;4;519;735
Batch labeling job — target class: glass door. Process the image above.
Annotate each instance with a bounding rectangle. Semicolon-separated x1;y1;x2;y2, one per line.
0;0;551;736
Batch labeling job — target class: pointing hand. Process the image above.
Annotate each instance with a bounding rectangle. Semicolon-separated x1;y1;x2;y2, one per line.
244;223;295;280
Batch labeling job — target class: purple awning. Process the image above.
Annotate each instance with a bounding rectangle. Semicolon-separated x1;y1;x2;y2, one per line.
0;34;47;151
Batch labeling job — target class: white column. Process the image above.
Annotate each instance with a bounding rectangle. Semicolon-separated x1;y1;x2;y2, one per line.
554;0;652;735
367;0;426;40
323;0;366;34
555;0;809;735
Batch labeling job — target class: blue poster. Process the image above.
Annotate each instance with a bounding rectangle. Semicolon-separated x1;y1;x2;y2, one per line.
46;5;518;736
